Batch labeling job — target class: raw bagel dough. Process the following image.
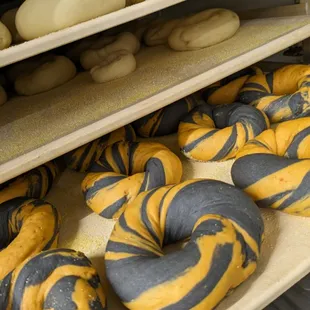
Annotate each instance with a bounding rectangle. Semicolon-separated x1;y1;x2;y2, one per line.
168;8;240;51
0;85;7;106
0;248;107;309
82;141;182;219
14;55;76;96
1;8;23;43
178;103;269;161
15;0;126;40
0;21;11;50
144;19;181;46
232;117;310;216
80;32;140;70
90;50;136;83
0;198;60;280
105;179;264;310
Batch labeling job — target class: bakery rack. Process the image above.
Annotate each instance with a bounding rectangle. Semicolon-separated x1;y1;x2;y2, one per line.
1;0;310;309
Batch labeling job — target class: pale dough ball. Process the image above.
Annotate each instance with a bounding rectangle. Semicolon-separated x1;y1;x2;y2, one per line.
80;32;140;70
0;85;7;106
15;0;126;40
90;50;136;83
168;8;240;51
1;8;23;43
0;21;12;50
144;19;181;46
15;55;77;96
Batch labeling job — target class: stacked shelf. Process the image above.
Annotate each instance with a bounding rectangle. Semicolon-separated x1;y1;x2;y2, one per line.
2;16;310;182
1;2;310;309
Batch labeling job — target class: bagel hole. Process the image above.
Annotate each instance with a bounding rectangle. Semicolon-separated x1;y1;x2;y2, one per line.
162;238;188;254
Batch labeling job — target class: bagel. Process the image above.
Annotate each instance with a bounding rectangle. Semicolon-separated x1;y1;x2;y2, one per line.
80;32;140;70
144;19;181;46
0;248;106;309
178;103;269;162
15;0;126;40
105;179;264;310
133;93;200;137
232;117;310;216
82;141;182;219
14;55;76;96
90;50;136;83
239;64;310;122
1;8;23;43
0;85;7;106
202;66;263;105
65;124;136;172
168;9;240;51
0;160;62;205
0;21;11;50
0;198;60;279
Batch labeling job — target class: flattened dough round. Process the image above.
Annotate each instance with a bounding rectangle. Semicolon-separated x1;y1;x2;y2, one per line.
15;55;77;96
168;8;240;51
90;50;136;83
0;21;12;50
16;0;126;40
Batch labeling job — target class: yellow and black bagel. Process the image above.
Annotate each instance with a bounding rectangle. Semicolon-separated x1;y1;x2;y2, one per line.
0;197;61;279
232;117;310;216
105;179;264;310
239;64;310;122
133;94;200;137
82;141;182;219
0;159;62;204
202;66;263;105
0;248;106;309
64;124;136;172
178;103;269;161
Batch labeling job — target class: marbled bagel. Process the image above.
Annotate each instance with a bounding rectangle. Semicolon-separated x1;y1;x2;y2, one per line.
178;103;269;161
0;198;60;279
202;66;263;105
82;141;182;219
0;248;106;309
133;94;200;137
105;179;264;310
64;124;136;172
239;64;310;122
232;117;310;216
0;160;62;204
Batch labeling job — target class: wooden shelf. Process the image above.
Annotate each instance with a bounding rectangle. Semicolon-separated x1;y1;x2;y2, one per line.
1;16;310;183
46;134;310;310
0;0;185;67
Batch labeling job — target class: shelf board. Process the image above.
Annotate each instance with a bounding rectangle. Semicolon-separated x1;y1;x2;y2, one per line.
1;16;310;183
46;134;310;310
0;0;185;68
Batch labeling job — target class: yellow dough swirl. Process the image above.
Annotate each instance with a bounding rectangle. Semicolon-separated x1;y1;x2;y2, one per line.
202;66;263;105
0;198;61;279
232;117;310;216
168;8;240;51
82;141;182;219
178;103;269;161
239;64;310;122
105;179;264;310
64;124;136;172
0;159;62;205
0;248;106;309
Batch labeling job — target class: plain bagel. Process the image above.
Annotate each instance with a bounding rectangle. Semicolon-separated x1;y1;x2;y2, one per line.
90;50;136;83
14;55;76;95
168;8;240;51
15;0;126;40
80;32;140;70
